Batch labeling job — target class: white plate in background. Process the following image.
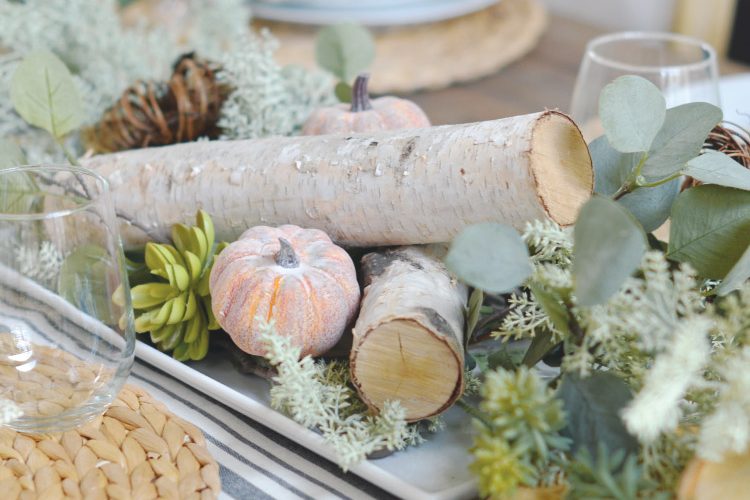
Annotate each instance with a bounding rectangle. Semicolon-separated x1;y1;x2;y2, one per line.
248;0;500;26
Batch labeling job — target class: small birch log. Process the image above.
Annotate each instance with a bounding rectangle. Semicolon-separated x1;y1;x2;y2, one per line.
350;246;468;421
82;110;592;248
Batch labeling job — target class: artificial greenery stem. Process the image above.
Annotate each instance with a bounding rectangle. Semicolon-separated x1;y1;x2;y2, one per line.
456;399;492;428
611;152;649;201
55;139;166;241
635;172;682;189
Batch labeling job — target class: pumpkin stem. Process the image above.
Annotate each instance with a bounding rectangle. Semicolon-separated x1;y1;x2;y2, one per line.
275;238;299;268
351;73;373;113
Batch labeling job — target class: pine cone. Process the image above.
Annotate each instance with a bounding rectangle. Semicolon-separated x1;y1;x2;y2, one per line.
84;54;228;153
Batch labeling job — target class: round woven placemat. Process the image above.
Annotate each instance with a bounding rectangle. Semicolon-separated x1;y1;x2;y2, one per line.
0;385;220;499
254;0;547;93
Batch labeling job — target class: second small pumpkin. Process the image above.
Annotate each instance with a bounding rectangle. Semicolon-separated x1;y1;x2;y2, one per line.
302;73;431;135
209;225;360;358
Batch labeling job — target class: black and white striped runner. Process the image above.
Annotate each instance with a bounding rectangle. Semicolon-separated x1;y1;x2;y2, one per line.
0;264;395;499
130;359;397;499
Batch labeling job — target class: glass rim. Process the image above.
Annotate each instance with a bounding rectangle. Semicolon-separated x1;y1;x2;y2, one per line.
585;31;717;74
0;164;110;221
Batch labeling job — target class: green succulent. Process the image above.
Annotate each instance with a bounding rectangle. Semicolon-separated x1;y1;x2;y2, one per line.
119;210;227;361
566;445;669;500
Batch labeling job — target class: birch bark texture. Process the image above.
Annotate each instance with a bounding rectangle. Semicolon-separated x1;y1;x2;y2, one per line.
83;110;593;248
350;246;468;421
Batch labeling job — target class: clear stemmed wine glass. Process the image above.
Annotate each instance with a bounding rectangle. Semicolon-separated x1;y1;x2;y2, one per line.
570;31;721;142
0;164;135;432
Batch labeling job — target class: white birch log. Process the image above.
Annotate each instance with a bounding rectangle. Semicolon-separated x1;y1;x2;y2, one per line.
83;110;592;248
350;246;467;421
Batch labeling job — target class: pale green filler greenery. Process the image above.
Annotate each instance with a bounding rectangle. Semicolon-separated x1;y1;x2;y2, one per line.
493;220;572;343
482;218;750;493
259;321;425;471
217;30;336;140
0;0;334;162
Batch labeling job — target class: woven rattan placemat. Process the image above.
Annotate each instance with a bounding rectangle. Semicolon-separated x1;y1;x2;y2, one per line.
0;385;220;499
254;0;548;93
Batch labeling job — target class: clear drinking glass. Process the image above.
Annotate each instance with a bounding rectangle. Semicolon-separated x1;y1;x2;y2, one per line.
0;165;135;432
570;32;721;141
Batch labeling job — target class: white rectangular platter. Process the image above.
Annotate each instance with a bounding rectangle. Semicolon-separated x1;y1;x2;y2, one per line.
135;341;477;500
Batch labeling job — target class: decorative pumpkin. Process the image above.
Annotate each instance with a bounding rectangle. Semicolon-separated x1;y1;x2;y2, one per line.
512;484;567;500
678;451;750;499
209;225;360;358
302;73;431;135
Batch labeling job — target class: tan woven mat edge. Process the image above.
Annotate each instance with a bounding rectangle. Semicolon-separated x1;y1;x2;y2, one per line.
0;384;220;500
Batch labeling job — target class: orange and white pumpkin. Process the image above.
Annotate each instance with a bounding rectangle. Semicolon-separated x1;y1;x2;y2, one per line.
209;225;360;357
302;73;431;135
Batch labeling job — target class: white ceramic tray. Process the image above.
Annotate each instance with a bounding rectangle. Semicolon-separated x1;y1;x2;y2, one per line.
135;340;478;500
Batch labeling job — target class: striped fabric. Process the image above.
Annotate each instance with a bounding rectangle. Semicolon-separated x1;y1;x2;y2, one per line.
0;263;394;500
130;359;397;500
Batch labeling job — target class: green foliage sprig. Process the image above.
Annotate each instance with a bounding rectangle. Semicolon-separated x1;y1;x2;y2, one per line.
591;75;750;289
315;23;375;103
448;75;750;496
258;320;424;471
10;49;85;145
469;367;569;498
566;445;666;500
120;210;227;361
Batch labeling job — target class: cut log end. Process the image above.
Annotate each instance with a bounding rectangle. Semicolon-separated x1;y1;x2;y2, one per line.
530;111;593;226
351;319;463;422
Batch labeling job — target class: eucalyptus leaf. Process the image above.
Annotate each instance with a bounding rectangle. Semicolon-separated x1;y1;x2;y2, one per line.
466;288;484;344
315;23;375;82
668;185;750;278
718;244;750;295
0;140;36;214
558;372;638;458
445;223;532;294
0;139;27;168
647;233;668;253
528;283;571;336
683;150;750;191
58;245;116;323
335;81;353;103
473;342;527;372
599;75;665;153
464;352;477;371
487;346;519;371
641;102;723;177
573;197;647;306
591;135;679;232
10;50;85;139
521;328;556;368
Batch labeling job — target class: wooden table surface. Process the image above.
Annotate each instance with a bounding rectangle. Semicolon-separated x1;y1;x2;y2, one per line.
410;14;749;125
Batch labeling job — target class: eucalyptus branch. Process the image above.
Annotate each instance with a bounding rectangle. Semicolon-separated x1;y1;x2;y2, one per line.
456;399;492;428
611;152;649;201
633;151;648;178
564;300;585;346
612;183;634;201
57;138;93;200
58;139;80;168
635;172;682;189
47;147;168;243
